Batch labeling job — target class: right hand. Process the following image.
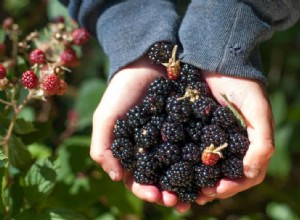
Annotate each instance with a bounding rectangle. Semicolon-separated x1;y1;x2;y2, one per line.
90;57;191;212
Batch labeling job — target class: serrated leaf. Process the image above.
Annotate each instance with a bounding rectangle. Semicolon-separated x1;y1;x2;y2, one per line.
9;135;33;172
13;118;36;135
75;79;106;129
24;159;58;206
41;208;86;220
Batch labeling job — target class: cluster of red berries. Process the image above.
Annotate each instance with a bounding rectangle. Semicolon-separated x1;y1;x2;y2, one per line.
0;17;90;97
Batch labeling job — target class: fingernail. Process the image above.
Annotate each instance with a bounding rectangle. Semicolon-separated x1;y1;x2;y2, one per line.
109;171;117;180
246;166;260;178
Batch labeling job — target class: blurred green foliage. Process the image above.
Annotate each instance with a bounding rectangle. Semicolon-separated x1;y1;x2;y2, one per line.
0;0;300;219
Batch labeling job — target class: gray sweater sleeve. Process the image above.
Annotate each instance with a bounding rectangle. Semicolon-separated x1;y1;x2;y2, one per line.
60;0;179;80
178;0;300;84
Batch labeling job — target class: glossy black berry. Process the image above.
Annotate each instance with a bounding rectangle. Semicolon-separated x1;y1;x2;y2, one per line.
111;138;134;160
221;156;244;179
211;106;237;128
194;163;221;187
148;42;174;64
166;95;192;123
182;142;202;164
201;124;227;147
148;77;173;97
155;142;181;167
126;105;150;128
186;120;203;142
161;122;185;143
113;119;132;138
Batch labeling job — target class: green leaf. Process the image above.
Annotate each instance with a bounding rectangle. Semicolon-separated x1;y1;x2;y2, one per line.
46;0;69;20
75;79;106;129
268;125;292;179
270;91;287;127
21;120;53;145
28;143;52;160
266;202;299;220
13;118;36;135
0;150;7;168
56;136;91;183
0;28;5;42
41;208;87;220
15;208;39;220
24;159;58;206
9;135;33;172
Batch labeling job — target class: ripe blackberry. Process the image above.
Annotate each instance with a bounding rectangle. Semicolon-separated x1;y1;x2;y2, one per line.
126;105;150;128
120;158;136;172
148;42;173;64
201;124;227;147
149;115;166;129
161;122;185;143
211;106;236;129
113;119;132;138
134;123;159;148
143;93;165;115
182;142;202;164
166;95;192;123
111;138;134;160
221;156;244;179
21;70;39;89
148;77;173;97
135;151;159;184
227;132;249;157
186;120;203;142
163;161;194;188
134;168;159;185
171;80;186;96
155;142;181;167
179;63;200;84
176;186;199;203
0;64;7;79
192;96;217;119
194;163;221;187
186;81;211;98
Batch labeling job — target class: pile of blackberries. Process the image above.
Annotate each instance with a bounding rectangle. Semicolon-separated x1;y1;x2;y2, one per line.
111;42;250;203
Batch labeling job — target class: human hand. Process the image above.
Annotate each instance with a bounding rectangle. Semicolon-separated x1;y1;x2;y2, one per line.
90;57;190;212
196;71;275;205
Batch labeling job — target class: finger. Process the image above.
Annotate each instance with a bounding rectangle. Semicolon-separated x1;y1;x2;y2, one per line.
242;97;275;179
124;173;161;203
201;169;267;199
160;191;178;207
174;202;191;214
195;195;214;205
90;105;124;181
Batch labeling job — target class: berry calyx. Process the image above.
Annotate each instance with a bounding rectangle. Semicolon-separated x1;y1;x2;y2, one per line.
21;70;39;89
201;143;228;166
60;48;79;67
41;74;60;95
72;28;90;45
163;45;180;80
0;64;7;79
29;49;46;64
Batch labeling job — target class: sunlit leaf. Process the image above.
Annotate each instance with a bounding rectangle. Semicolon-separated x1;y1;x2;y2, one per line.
24;159;58;206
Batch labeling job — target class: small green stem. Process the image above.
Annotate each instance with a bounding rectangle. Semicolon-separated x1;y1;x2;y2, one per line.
0;98;13;107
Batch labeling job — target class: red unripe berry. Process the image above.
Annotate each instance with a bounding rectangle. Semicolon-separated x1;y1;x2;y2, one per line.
72;28;90;45
60;48;79;67
201;151;220;166
21;70;39;89
41;74;60;95
2;17;14;30
29;49;46;64
56;79;67;95
0;64;7;79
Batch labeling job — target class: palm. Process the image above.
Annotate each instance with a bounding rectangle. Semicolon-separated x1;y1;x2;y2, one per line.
197;71;275;201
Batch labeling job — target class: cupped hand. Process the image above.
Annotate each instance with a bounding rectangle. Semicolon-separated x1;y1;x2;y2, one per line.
90;57;190;212
196;71;275;205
